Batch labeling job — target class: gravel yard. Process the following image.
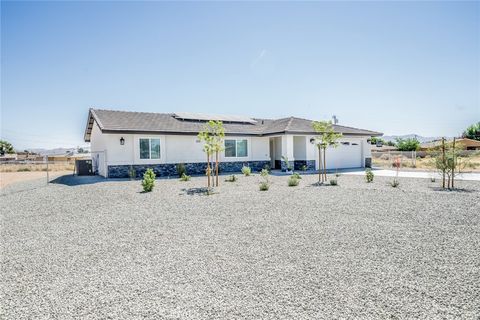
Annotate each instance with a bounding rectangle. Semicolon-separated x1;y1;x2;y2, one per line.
1;173;479;319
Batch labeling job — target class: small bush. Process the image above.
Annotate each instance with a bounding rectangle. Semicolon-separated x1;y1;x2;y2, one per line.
17;168;31;172
330;179;338;186
259;169;270;191
301;165;307;171
141;168;156;192
225;174;237;182
365;169;374;183
263;164;270;172
288;176;299;187
241;166;251;176
292;172;302;179
259;181;270;191
390;178;400;188
180;173;191;181
176;163;186;178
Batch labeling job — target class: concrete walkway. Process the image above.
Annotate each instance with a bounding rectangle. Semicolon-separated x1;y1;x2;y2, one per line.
342;168;480;181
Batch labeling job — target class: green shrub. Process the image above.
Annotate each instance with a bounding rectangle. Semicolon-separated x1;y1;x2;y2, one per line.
17;168;31;172
259;168;270;191
300;165;307;171
365;169;374;183
263;164;270;172
390;178;400;188
288;176;299;187
330;179;338;186
241;166;251;176
292;172;302;179
141;168;156;192
259;181;270;191
180;173;191;181
176;163;186;178
225;174;237;182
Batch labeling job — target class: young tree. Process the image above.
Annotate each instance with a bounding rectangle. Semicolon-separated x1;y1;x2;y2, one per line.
312;121;342;183
462;122;480;141
198;129;214;189
208;120;225;187
0;140;15;155
430;137;466;190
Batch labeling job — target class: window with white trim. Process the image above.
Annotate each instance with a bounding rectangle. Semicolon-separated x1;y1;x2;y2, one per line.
225;139;248;157
139;138;161;159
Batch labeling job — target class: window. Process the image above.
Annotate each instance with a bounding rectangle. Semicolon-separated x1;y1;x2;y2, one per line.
139;138;161;159
224;139;248;157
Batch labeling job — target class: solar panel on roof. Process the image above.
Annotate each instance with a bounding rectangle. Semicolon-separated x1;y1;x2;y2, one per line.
173;112;257;124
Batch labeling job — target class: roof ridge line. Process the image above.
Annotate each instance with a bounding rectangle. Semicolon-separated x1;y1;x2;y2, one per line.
284;117;295;131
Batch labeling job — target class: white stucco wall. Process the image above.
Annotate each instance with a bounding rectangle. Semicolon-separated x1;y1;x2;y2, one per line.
90;120;270;175
305;135;371;169
293;136;307;160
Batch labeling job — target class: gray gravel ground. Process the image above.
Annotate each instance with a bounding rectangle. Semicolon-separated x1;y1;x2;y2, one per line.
1;173;479;319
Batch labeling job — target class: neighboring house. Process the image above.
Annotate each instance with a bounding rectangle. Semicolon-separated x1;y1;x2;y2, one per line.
84;109;382;178
419;138;480;151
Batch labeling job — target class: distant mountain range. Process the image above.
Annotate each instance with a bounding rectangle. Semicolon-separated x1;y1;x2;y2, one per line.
381;134;451;143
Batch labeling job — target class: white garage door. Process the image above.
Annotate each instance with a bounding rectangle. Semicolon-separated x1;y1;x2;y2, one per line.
315;141;362;170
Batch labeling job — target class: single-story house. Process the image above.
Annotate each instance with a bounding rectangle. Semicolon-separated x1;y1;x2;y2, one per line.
84;109;382;178
419;138;480;151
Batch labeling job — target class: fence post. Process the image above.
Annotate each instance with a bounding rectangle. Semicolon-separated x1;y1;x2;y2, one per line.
45;156;49;184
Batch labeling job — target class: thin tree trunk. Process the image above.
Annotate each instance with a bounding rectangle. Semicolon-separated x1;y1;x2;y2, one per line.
207;153;211;188
451;137;455;189
215;151;219;187
318;147;322;183
323;147;327;181
442;138;445;189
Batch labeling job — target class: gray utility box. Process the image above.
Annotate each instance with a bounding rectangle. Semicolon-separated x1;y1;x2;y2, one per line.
75;159;94;176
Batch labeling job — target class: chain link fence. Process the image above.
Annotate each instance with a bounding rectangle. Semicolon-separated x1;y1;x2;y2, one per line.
372;150;480;171
0;160;76;195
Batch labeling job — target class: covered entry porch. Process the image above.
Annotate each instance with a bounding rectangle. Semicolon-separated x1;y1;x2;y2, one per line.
268;135;315;171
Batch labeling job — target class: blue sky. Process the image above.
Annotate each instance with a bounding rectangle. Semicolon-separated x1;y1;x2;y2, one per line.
1;1;479;149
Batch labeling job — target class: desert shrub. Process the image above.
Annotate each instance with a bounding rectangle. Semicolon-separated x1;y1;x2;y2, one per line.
263;164;270;172
141;168;156;192
241;166;251;176
259;169;270;191
292;172;302;179
259;181;270;191
225;174;237;182
180;173;191;181
380;154;391;160
365;169;374;183
176;163;186;178
329;179;338;186
390;178;400;188
288;176;299;187
282;156;293;171
17;168;31;172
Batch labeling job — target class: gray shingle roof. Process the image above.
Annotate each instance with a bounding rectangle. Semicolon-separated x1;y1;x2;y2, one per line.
84;109;382;142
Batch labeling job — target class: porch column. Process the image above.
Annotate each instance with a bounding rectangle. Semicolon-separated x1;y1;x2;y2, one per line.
281;135;294;170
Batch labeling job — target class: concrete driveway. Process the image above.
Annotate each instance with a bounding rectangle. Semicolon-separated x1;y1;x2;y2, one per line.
342;168;480;181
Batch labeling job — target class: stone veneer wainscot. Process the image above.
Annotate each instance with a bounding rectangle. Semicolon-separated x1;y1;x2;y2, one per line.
108;161;271;178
